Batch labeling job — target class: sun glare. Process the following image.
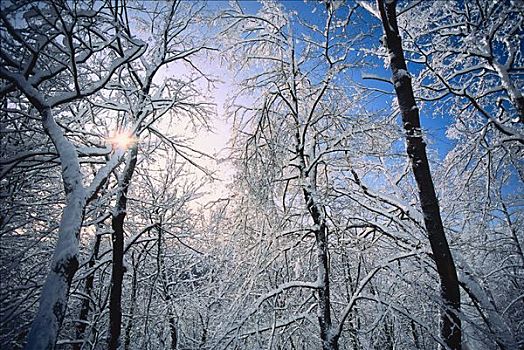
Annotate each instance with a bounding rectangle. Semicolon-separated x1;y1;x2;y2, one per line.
108;131;136;150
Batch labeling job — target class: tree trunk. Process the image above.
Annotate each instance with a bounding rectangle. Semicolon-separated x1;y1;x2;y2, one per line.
298;150;338;350
515;96;524;122
24;107;86;350
75;233;102;350
157;223;178;350
108;145;138;350
376;1;461;349
168;315;177;350
24;197;83;350
108;214;125;350
2;44;125;350
305;194;338;350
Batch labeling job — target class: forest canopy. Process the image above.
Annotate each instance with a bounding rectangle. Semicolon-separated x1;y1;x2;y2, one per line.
0;0;522;349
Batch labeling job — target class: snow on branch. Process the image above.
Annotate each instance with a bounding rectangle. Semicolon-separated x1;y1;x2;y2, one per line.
216;279;319;346
334;251;421;339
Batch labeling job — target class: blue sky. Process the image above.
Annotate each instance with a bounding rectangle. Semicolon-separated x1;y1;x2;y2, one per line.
233;0;456;159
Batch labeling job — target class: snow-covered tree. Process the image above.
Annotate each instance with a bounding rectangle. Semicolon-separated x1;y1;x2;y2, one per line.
1;1;522;349
216;1;432;349
398;1;523;347
375;0;461;348
0;1;146;348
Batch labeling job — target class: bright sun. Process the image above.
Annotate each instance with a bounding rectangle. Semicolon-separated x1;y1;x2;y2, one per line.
108;131;136;150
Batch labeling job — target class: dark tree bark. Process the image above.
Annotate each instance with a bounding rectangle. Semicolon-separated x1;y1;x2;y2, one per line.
74;233;102;350
376;1;461;349
297;143;338;350
304;191;338;350
108;145;138;350
168;314;177;350
283;35;338;349
108;216;124;350
515;96;524;123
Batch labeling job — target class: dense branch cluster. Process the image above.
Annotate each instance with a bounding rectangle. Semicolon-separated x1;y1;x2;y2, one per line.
1;1;522;350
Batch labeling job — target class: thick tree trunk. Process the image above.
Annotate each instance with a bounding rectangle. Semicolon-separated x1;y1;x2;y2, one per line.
75;233;102;350
2;53;124;350
376;1;461;349
24;107;85;350
24;196;83;350
108;145;138;350
108;214;125;350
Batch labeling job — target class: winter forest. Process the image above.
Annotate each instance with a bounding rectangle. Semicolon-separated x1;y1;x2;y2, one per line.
1;0;523;349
